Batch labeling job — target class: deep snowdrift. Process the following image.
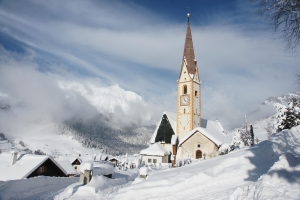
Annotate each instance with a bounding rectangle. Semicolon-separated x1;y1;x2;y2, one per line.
113;126;300;200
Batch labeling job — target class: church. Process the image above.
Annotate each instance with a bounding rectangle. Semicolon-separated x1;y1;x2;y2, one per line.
140;13;232;164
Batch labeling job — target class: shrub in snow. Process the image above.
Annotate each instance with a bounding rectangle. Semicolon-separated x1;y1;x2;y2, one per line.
274;98;300;132
219;143;233;155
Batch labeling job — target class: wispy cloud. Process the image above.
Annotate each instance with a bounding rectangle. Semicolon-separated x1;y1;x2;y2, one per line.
0;0;299;130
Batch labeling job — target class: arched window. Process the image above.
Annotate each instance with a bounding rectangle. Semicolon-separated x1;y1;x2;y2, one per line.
184;108;186;114
183;85;187;94
195;91;198;97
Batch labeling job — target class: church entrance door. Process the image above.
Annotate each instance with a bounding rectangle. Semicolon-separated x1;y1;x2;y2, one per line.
196;150;202;159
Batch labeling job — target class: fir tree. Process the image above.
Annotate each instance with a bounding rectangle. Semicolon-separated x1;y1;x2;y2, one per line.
274;98;300;132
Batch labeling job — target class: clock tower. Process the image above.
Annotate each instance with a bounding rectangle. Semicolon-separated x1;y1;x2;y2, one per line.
176;13;201;141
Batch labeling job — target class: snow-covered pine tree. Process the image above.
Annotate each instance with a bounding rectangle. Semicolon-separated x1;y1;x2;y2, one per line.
274;98;300;132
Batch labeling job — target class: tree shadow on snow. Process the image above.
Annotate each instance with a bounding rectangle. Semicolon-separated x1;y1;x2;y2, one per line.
244;129;300;183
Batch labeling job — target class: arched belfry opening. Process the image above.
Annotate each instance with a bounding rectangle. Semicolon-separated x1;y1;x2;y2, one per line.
195;150;202;159
155;114;175;143
183;85;187;94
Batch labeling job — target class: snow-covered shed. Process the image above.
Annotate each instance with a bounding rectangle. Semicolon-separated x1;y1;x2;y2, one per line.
140;143;170;164
0;152;67;181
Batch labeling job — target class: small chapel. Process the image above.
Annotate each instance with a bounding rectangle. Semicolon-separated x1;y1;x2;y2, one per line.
140;13;232;164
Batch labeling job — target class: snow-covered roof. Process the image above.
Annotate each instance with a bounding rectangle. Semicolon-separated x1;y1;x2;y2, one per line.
179;119;232;147
140;143;170;156
0;153;67;181
108;157;120;162
150;111;177;144
171;135;178;145
57;156;81;165
57;160;77;175
93;163;115;176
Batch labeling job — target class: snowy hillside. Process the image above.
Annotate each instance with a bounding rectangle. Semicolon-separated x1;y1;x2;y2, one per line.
112;126;300;199
263;91;300;105
58;82;146;114
0;81;157;155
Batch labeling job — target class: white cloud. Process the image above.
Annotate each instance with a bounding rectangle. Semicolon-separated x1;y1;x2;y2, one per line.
0;0;299;130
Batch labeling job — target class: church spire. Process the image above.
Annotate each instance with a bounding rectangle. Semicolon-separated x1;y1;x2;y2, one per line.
182;12;196;75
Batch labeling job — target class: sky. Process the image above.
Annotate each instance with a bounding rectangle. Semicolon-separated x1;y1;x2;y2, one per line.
0;0;299;130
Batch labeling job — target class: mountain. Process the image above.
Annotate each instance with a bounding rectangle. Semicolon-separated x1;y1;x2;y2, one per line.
263;91;300;105
0;82;157;156
58;82;145;114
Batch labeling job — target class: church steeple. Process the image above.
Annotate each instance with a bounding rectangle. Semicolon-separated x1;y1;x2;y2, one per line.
176;12;201;141
182;12;197;76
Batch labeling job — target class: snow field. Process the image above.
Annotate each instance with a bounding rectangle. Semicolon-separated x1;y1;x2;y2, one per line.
112;126;300;199
0;176;77;200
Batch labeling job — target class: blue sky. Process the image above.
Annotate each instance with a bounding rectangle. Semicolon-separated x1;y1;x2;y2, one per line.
0;0;299;129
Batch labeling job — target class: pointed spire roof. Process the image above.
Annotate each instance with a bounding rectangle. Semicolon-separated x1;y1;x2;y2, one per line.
182;13;196;75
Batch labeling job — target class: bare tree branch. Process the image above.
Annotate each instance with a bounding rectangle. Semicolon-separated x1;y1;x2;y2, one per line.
252;0;300;51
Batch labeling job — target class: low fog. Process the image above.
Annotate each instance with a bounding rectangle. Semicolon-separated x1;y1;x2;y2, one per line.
0;47;162;138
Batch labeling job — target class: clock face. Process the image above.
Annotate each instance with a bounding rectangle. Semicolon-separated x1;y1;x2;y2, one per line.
180;95;190;106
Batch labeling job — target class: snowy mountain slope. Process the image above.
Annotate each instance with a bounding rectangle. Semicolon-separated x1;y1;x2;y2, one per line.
0;82;156;156
263;91;300;105
58;82;146;114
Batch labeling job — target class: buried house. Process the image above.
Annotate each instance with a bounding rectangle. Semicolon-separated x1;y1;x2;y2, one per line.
0;151;67;181
141;13;233;163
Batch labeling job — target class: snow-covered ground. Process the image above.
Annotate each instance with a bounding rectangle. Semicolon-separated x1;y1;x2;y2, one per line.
1;125;298;199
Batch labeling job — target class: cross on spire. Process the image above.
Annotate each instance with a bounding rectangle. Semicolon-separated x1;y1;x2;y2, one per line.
187;7;190;23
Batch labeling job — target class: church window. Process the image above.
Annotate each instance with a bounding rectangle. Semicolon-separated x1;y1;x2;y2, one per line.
195;91;198;97
183;85;187;94
197;144;200;148
184;109;186;114
148;159;152;163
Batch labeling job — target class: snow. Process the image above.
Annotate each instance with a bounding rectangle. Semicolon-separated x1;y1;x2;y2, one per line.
140;143;170;156
179;119;233;147
81;163;93;173
139;167;148;176
0;153;67;181
58;81;145;114
0;176;77;200
92;162;115;176
171;134;178;145
113;125;300;199
57;160;76;175
1;124;300;199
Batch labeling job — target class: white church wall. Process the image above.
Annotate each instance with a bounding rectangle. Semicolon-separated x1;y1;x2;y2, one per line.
180;131;217;159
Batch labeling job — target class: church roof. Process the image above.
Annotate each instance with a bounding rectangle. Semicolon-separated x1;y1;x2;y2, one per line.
178;119;232;147
181;15;197;76
140;143;170;156
149;111;177;144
